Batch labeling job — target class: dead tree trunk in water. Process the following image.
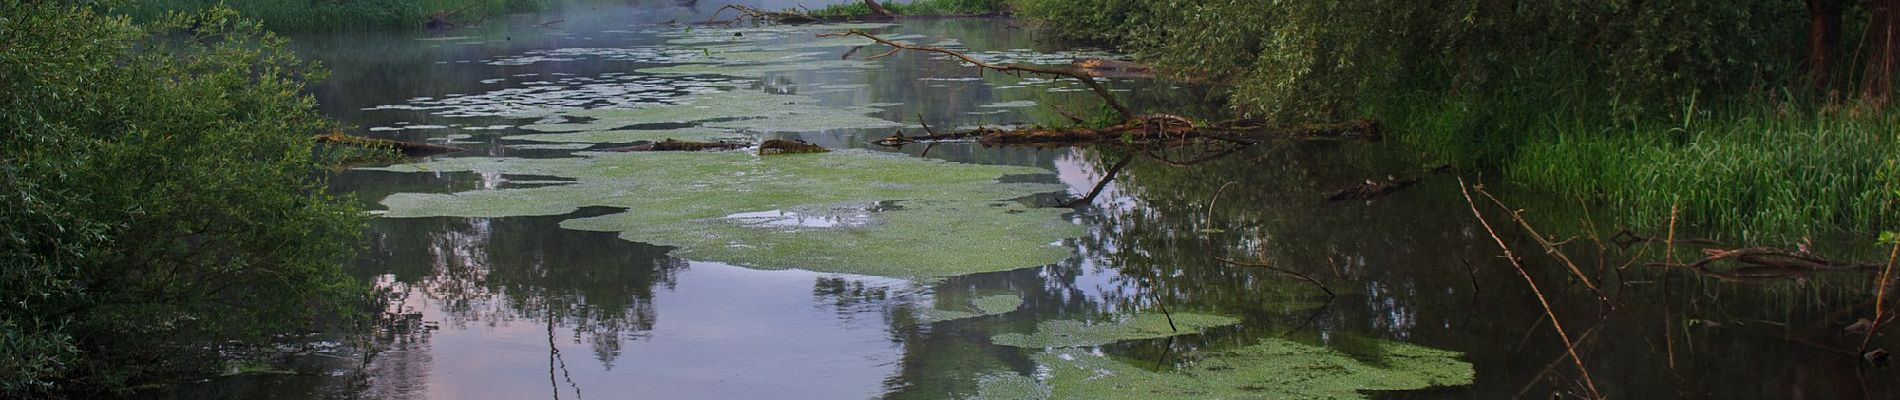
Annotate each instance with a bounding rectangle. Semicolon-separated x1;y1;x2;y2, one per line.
1808;0;1843;91
863;0;895;18
1866;0;1900;105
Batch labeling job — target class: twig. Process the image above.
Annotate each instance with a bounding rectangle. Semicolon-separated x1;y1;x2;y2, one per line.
1459;177;1603;399
1214;257;1335;297
1060;153;1132;207
1475;189;1613;307
1861;240;1900;352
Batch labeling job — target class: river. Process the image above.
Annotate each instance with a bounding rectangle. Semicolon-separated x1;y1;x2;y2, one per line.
165;4;1900;399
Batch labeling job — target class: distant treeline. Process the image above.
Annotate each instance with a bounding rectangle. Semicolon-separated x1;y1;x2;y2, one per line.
114;0;632;32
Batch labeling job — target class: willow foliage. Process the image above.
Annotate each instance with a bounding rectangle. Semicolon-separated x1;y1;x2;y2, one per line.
2;3;366;395
1017;0;1808;121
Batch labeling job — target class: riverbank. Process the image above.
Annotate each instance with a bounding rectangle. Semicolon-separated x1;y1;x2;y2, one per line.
1011;0;1899;242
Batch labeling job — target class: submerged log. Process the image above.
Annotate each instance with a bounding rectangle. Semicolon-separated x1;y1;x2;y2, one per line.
315;132;464;157
607;139;750;152
1325;176;1421;202
1071;58;1154;79
759;139;829;155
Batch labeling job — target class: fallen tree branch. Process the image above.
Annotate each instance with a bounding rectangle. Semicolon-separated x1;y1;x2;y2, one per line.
606;139;749;152
758;139;828;155
1459;177;1603;399
1610;229;1726;249
820;29;1134;121
1060;153;1133;208
315;132;464;157
1215;257;1335;297
1476;189;1613;306
821;30;1380;149
1649;247;1885;272
1325;176;1420;202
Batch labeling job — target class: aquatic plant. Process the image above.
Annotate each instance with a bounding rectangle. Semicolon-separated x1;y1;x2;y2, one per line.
990;313;1239;348
917;294;1024;323
513;90;901;140
976;338;1475;399
369;150;1081;277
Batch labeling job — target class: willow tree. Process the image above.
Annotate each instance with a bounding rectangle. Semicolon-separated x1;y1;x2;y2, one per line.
1;4;367;395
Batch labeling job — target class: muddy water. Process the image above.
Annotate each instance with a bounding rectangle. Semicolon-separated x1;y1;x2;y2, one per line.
171;5;1900;399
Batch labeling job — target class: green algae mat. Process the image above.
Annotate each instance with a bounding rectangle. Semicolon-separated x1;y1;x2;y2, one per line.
991;313;1240;348
977;338;1475;399
368;150;1080;278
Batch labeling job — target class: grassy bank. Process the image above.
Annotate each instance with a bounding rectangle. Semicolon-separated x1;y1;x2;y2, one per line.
113;0;599;32
1011;0;1899;241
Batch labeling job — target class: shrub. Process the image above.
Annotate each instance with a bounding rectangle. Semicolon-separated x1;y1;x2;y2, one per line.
1;3;367;395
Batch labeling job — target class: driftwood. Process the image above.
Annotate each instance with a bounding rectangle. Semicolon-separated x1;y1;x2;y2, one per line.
606;139;749;152
1325;176;1420;202
1610;229;1727;249
708;5;825;24
821;30;1134;121
315;132;464;157
824;30;1385;149
1072;58;1153;78
1649;247;1884;275
425;3;479;30
758;139;829;155
861;0;895;18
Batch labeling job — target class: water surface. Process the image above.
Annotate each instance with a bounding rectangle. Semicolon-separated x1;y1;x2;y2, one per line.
173;5;1900;399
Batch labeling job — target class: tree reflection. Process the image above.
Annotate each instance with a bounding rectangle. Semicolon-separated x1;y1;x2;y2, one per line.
353;207;687;368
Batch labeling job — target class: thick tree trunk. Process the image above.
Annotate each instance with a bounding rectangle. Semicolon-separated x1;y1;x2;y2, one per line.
863;0;894;17
1865;0;1900;105
1808;0;1843;91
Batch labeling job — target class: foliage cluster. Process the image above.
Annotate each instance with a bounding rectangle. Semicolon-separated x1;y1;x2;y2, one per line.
114;0;579;32
1;4;367;395
1014;0;1899;240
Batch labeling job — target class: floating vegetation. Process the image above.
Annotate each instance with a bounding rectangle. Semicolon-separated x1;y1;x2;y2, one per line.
504;127;742;144
484;46;704;66
979;100;1039;108
930;47;1122;66
637;59;870;78
990;313;1240;348
502;143;596;150
514;91;900;137
363;75;744;118
367;150;1080;277
975;338;1475;399
658;23;900;46
918;294;1024;323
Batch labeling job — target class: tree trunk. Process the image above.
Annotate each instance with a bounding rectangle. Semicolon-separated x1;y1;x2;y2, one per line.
1865;0;1900;106
1808;0;1843;91
863;0;895;18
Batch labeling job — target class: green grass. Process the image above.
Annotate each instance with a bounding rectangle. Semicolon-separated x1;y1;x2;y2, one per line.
808;0;1004;17
1505;105;1898;241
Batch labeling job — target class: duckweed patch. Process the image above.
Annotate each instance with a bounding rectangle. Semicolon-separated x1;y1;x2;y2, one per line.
977;338;1473;399
637;59;871;78
515;91;899;136
990;313;1240;348
919;294;1024;323
367;150;1080;277
505;127;743;144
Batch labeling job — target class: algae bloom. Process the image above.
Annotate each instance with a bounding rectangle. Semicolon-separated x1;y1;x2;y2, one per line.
977;338;1475;399
367;150;1081;278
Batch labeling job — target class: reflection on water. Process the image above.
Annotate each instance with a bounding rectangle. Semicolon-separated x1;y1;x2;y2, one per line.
170;4;1900;399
